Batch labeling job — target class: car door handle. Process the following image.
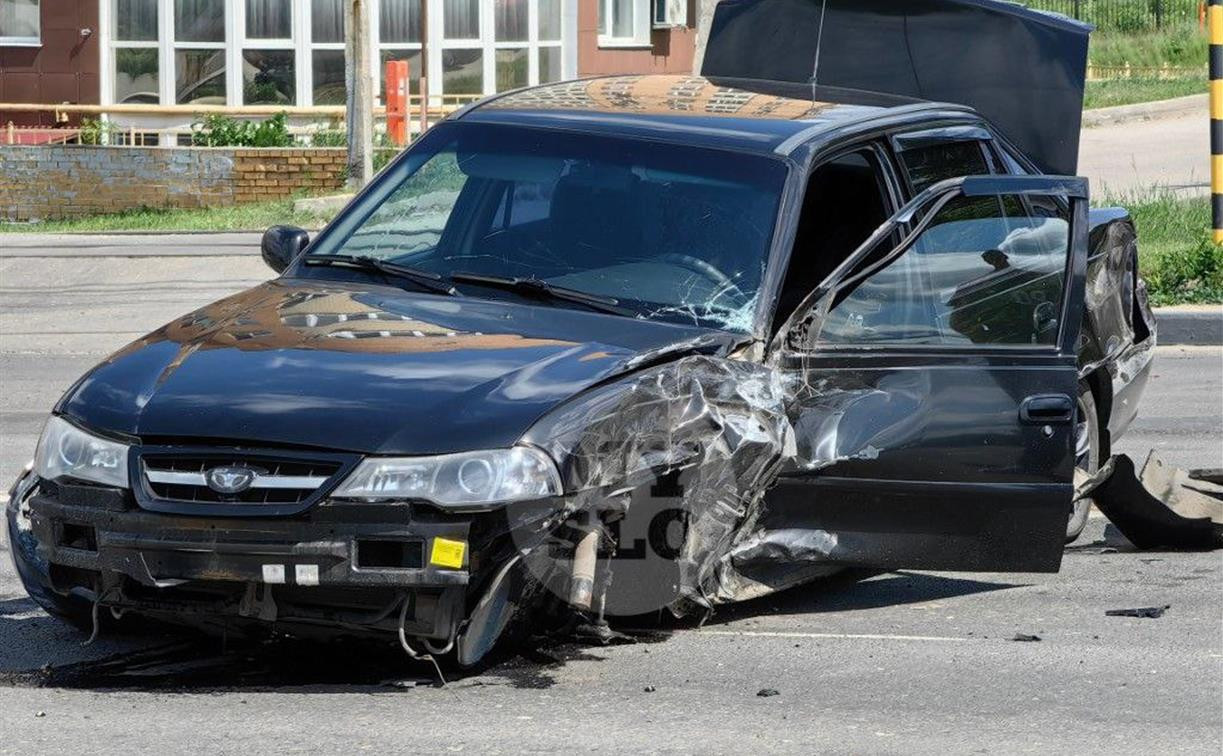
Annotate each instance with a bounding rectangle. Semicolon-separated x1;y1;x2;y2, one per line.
1019;394;1075;424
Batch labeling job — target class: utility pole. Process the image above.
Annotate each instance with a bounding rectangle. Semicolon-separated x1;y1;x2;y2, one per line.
1211;0;1222;242
345;0;373;189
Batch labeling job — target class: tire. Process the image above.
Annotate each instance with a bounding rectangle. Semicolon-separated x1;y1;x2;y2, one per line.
1066;382;1100;543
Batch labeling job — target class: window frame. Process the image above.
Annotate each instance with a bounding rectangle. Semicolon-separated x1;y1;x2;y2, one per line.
597;0;651;49
240;0;297;105
781;176;1086;357
98;0;577;138
0;0;41;46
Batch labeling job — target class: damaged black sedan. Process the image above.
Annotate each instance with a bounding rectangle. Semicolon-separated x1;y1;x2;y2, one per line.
7;0;1157;667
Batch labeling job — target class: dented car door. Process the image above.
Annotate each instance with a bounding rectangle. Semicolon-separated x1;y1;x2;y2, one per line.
761;176;1089;573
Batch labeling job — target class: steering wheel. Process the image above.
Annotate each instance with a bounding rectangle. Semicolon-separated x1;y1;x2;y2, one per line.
657;253;748;307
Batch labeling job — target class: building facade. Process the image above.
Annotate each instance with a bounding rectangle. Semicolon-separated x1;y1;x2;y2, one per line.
0;2;100;126
1;1;706;127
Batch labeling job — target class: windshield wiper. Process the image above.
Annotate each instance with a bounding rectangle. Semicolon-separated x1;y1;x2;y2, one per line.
303;254;457;296
450;272;632;316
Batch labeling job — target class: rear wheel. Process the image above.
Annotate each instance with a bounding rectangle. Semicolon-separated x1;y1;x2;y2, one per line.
1066;383;1100;542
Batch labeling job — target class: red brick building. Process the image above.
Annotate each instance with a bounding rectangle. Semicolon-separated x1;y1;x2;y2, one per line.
1;1;708;127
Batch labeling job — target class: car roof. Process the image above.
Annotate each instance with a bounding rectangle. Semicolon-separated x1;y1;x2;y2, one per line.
456;74;978;157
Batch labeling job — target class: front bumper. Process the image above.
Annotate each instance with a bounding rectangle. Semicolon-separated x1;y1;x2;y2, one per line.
14;474;498;640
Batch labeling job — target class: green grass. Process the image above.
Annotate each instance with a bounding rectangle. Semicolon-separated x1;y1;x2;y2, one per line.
1106;193;1223;306
1090;24;1207;69
0;198;339;234
1083;77;1204;108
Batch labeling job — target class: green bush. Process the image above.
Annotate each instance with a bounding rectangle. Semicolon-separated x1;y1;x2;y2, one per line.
192;112;294;147
1142;232;1223;306
310;129;347;147
77;117;116;145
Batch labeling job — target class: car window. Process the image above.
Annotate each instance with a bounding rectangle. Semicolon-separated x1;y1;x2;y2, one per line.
773;149;894;330
319;123;788;332
897;140;992;193
346;150;468;257
812;191;1069;348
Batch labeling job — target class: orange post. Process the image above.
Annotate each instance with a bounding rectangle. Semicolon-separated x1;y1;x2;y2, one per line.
384;59;410;147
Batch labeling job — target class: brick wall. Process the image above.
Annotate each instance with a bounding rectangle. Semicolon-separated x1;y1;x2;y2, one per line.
0;145;347;222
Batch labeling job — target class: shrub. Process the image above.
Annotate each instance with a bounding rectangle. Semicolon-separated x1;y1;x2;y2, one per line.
1142;231;1223;306
77;117;116;145
192;112;294;147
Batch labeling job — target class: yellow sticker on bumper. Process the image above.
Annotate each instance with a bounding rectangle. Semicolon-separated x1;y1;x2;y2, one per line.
430;537;467;569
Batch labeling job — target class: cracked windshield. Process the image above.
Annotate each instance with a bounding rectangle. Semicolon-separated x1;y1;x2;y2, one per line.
318;123;787;331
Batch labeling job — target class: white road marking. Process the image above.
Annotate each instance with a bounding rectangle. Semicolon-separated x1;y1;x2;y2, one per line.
691;629;968;642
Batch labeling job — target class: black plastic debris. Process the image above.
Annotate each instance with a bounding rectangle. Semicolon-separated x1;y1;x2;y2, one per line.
1011;633;1042;642
1079;453;1223;551
643;685;656;692
1105;605;1170;619
757;688;780;697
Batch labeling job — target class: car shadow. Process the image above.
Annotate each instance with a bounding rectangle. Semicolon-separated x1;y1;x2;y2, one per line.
0;569;1022;693
708;569;1025;624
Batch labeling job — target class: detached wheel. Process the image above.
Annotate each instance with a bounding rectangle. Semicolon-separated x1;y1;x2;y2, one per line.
1067;382;1100;542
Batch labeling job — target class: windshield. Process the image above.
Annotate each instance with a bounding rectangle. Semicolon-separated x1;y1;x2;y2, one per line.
309;123;787;332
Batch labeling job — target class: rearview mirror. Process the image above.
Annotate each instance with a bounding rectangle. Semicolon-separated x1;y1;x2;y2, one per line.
262;225;310;273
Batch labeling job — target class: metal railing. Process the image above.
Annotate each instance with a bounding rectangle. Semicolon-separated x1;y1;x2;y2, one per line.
1016;0;1204;31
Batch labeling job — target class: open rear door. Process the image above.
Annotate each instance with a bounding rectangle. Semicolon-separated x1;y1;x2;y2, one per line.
763;176;1088;573
701;0;1091;175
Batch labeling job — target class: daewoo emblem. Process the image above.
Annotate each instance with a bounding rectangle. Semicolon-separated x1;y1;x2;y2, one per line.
205;466;258;494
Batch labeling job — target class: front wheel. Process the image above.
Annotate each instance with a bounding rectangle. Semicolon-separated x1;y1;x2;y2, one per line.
1066;383;1100;542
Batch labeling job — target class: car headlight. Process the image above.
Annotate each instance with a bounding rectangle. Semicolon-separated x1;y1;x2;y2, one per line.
331;446;562;508
34;416;130;488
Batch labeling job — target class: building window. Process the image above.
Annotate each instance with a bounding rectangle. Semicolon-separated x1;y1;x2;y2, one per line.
0;0;40;45
175;0;227;104
443;0;480;41
246;0;291;40
311;0;346;104
112;0;159;104
378;0;422;99
101;0;574;113
242;0;295;104
597;0;649;47
243;49;295;104
442;48;483;95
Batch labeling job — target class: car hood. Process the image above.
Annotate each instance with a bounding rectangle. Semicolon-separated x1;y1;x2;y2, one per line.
60;279;736;454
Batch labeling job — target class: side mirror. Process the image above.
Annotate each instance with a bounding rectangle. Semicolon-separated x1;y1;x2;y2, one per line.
261;225;310;273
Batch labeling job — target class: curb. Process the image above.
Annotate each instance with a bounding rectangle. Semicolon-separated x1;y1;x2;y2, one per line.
1081;94;1206;128
294;193;354;214
1154;306;1223;346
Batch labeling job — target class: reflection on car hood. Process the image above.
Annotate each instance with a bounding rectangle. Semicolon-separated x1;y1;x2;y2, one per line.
59;280;735;454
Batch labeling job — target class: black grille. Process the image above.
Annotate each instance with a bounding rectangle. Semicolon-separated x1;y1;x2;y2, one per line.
134;447;357;516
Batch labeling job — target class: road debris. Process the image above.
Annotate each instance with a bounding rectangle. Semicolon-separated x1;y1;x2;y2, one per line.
757;688;780;697
1105;606;1170;619
1077;452;1223;550
1011;634;1042;642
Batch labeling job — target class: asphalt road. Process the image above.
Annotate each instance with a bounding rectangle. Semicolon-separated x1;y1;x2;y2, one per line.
0;236;1220;753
